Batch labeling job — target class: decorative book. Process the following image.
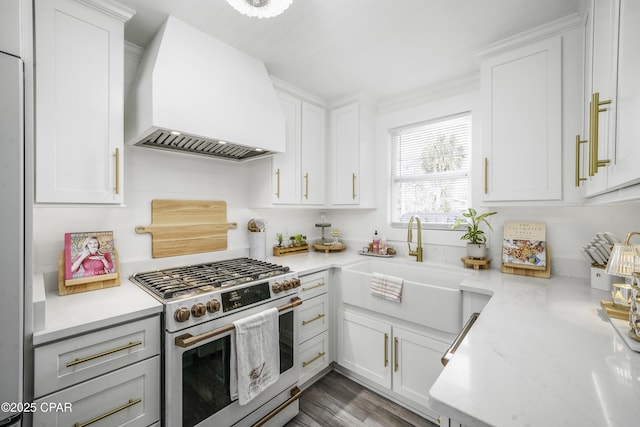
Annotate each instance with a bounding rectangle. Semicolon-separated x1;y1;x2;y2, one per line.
64;231;118;286
501;222;550;278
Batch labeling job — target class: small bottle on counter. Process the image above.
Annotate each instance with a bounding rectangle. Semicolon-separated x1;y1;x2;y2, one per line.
379;236;387;255
372;230;380;254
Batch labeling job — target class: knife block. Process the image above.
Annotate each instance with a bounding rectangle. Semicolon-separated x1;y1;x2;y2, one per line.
590;265;616;291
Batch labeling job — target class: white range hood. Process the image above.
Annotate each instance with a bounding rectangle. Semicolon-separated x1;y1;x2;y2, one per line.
125;16;285;161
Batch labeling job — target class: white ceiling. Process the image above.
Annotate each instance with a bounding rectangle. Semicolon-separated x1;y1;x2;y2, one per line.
118;0;584;104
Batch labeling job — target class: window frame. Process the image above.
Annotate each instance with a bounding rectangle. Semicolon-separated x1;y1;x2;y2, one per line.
389;111;472;230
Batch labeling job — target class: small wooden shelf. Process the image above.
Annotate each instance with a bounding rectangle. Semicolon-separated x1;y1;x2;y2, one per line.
273;244;309;257
461;257;490;270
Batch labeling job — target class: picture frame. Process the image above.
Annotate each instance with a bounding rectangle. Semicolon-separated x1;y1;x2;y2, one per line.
64;231;118;286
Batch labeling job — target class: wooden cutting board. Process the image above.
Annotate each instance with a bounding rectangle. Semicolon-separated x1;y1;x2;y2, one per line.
135;200;237;258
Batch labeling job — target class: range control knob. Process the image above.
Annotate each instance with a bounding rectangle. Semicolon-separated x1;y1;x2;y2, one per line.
174;307;191;323
282;280;292;291
290;277;301;288
191;303;207;317
207;299;221;313
272;282;282;293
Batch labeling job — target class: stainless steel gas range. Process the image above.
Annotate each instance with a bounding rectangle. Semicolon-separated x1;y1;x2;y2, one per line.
130;257;302;427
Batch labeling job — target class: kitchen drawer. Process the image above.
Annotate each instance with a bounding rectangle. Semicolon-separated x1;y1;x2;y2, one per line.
299;270;328;300
299;330;329;385
35;315;160;398
299;293;329;343
33;356;160;427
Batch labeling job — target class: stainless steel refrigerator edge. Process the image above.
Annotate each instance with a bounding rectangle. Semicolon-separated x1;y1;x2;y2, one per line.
0;51;25;427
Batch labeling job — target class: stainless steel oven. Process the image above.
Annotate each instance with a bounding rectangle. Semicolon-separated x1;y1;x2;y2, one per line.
130;258;302;427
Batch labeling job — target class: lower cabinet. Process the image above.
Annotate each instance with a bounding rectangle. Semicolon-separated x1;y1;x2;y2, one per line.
337;310;449;409
298;270;330;385
33;315;161;427
33;357;160;427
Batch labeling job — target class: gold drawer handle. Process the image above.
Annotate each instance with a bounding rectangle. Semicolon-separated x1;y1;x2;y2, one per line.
66;341;143;368
114;148;120;195
575;135;587;187
301;281;325;292
74;398;142;427
384;333;389;367
302;313;325;326
394;337;399;372
302;351;326;368
588;92;611;176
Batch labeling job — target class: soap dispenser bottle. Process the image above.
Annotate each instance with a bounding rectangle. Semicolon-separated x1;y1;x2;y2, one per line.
372;230;380;254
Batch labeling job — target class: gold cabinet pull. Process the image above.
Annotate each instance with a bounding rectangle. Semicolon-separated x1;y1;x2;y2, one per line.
384;333;389;367
66;341;142;368
73;398;141;427
302;351;325;367
304;172;309;199
484;157;488;194
352;173;357;199
302;313;325;326
301;281;325;292
394;337;399;372
275;168;281;198
114;148;120;195
588;92;611;176
575;135;587;187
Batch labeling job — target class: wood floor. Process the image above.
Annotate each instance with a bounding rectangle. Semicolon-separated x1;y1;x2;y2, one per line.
285;371;437;427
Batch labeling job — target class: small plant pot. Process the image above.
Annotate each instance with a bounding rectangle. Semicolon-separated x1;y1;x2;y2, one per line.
466;243;488;259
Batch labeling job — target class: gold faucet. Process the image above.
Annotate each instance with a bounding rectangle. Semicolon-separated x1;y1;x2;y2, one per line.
407;215;424;262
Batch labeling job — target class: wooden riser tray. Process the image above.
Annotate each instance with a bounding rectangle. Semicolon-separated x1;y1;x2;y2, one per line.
273;245;309;256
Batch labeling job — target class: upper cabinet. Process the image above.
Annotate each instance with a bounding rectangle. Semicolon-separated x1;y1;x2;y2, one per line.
0;0;21;56
329;101;376;207
582;0;640;200
34;0;134;204
480;36;562;202
251;90;326;207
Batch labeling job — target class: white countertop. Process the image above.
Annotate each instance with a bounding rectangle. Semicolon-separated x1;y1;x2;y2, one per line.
32;249;640;427
430;270;640;427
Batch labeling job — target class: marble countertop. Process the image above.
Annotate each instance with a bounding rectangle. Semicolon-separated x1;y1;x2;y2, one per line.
33;248;640;427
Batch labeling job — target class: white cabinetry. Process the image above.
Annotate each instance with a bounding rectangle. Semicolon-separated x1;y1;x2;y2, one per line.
480;36;562;202
33;316;160;427
329;101;375;207
583;0;640;200
298;270;330;384
34;0;133;204
252;91;325;206
0;0;20;56
337;310;448;411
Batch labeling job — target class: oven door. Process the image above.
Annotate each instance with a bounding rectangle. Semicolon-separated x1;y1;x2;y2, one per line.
166;296;301;427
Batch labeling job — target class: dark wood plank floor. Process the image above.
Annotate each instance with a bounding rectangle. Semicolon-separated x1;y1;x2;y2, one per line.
285;371;437;427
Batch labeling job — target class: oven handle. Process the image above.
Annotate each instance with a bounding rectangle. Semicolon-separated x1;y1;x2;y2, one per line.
441;312;480;367
252;386;302;427
175;297;302;348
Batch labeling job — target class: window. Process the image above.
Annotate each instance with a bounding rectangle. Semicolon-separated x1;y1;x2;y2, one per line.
390;112;470;226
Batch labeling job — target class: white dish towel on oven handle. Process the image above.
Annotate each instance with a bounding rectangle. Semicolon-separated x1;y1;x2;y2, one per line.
230;307;280;405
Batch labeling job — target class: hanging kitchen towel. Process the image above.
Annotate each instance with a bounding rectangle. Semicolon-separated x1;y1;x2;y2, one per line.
370;272;404;303
230;307;280;405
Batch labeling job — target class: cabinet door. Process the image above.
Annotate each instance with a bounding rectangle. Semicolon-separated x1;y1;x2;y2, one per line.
331;103;360;204
585;0;619;196
481;36;562;201
272;91;301;204
33;356;160;427
300;102;326;205
608;0;640;190
337;310;391;388
299;330;330;385
392;326;448;407
35;0;131;204
299;293;329;343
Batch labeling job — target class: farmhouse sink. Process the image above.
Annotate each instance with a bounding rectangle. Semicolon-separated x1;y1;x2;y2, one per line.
341;260;471;334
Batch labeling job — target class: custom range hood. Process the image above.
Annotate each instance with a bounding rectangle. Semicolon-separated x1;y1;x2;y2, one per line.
125;16;285;161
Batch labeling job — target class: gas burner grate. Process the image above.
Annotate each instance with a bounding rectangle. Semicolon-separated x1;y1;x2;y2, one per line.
130;257;290;300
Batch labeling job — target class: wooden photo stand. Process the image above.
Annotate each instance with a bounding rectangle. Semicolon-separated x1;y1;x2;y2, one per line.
501;247;551;278
58;249;121;295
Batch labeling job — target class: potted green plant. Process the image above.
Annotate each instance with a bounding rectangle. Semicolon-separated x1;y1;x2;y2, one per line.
451;208;497;259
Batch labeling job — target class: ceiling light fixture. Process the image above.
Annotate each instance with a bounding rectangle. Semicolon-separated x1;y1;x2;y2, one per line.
225;0;293;19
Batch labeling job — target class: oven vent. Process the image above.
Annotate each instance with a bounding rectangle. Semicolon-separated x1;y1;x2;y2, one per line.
139;129;272;161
